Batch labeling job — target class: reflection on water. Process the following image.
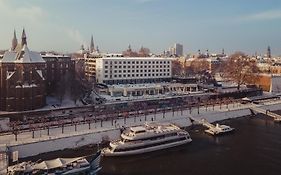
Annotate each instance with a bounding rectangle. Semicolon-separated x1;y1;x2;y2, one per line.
100;116;281;175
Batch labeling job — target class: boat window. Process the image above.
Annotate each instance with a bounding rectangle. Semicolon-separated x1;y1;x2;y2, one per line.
115;137;187;152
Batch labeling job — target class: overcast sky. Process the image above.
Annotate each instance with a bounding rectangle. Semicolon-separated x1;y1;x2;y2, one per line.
0;0;281;55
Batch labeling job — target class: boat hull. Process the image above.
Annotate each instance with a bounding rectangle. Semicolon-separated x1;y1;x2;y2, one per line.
205;128;235;136
102;138;192;157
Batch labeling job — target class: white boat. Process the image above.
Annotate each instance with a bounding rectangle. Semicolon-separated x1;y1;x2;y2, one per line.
7;151;102;175
204;123;235;135
102;123;192;156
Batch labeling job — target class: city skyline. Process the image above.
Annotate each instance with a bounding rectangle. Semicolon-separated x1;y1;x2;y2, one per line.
0;0;281;55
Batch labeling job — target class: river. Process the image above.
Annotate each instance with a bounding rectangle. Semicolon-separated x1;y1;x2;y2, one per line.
100;114;281;175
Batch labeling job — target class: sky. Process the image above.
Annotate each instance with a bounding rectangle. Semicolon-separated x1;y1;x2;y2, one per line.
0;0;281;55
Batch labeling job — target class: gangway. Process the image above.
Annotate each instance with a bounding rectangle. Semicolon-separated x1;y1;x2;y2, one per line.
189;117;215;129
249;107;281;122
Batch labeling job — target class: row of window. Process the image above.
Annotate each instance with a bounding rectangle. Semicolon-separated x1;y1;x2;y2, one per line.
104;60;170;65
104;73;170;78
105;69;170;74
104;65;170;69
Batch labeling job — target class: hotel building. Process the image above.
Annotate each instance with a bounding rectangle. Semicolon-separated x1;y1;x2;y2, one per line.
96;57;172;85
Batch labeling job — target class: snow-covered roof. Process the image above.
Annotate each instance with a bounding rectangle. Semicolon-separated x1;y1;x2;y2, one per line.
6;71;15;80
1;45;45;64
33;157;87;170
36;70;44;80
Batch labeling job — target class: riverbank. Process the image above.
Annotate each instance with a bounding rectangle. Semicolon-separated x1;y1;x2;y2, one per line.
1;100;281;160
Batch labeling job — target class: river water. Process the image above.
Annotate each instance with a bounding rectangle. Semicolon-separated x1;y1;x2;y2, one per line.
100;115;281;175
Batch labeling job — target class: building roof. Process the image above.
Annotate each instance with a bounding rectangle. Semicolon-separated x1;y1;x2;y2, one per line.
1;44;45;64
100;57;172;60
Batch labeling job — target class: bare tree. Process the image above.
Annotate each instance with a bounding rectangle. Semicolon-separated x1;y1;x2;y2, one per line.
172;60;183;77
189;59;209;74
222;52;260;90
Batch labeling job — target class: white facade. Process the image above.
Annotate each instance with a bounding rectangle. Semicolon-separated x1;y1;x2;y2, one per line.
174;43;183;56
96;57;172;84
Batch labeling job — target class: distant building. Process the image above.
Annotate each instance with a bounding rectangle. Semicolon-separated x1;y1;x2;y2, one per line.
165;43;183;57
41;54;75;95
84;53;103;81
174;43;183;57
0;29;46;111
96;57;172;85
255;74;281;93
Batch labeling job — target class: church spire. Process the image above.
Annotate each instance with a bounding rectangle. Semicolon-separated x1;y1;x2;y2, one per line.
11;29;18;51
90;35;95;53
21;28;27;46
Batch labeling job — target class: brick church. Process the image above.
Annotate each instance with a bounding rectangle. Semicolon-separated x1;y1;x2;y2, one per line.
0;29;46;111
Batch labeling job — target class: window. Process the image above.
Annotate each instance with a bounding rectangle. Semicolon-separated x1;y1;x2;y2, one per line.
136;66;139;68
128;74;131;77
136;70;139;72
105;61;108;64
105;66;108;69
128;66;131;68
105;75;108;78
132;61;135;64
114;61;117;64
123;70;126;73
144;70;147;72
114;75;117;77
152;74;155;76
119;61;122;64
105;70;108;73
132;66;135;68
114;70;117;73
132;70;135;73
124;74;126;77
136;61;139;64
123;61;126;64
132;74;135;77
119;75;122;77
119;70;122;73
128;70;131;73
156;70;159;72
123;66;126;68
128;61;131;64
114;66;117;68
136;74;139;77
119;66;122;68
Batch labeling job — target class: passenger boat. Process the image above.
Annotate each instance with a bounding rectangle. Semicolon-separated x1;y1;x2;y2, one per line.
204;123;235;135
102;123;192;156
7;151;102;175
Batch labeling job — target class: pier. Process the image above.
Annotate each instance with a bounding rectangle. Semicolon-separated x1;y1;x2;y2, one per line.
249;107;281;122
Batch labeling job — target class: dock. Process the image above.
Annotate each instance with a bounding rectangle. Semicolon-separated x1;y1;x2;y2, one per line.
189;116;235;135
249;107;281;122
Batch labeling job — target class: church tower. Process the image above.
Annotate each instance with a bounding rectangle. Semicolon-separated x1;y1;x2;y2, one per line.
90;35;95;53
267;46;271;58
21;28;27;46
11;30;18;51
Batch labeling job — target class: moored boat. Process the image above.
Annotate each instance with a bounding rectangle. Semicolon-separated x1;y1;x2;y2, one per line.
102;123;192;156
7;151;102;175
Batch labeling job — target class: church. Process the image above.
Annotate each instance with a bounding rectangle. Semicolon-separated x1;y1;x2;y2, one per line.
0;29;46;111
